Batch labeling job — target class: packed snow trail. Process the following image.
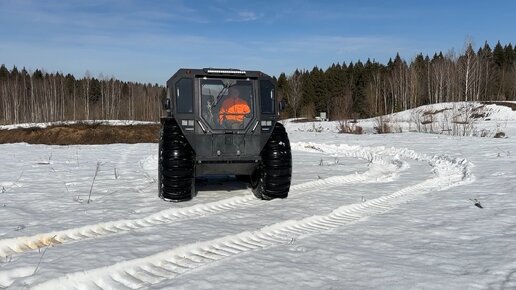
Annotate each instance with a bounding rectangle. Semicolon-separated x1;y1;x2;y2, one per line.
31;144;472;289
0;143;400;259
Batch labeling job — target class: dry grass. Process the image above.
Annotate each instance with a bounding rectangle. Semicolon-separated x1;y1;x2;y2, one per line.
0;123;160;145
372;116;403;134
337;120;363;134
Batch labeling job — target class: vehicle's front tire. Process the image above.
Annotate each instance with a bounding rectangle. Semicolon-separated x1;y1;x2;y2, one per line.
251;123;292;200
159;119;195;202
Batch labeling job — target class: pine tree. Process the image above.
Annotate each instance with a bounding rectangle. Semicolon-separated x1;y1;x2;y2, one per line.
412;53;429;106
0;64;8;81
33;69;44;79
505;43;514;66
89;78;102;104
493;41;505;67
351;60;368;117
11;65;19;75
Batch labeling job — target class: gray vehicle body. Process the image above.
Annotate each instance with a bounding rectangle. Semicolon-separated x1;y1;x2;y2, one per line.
162;68;279;176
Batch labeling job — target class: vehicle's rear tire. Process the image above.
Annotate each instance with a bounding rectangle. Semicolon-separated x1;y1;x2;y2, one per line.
159;119;195;202
235;175;250;183
251;123;292;200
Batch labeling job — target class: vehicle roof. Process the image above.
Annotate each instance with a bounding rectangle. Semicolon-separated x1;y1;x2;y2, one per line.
168;68;273;82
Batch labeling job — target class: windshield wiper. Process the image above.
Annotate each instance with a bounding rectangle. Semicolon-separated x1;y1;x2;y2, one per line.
212;84;234;107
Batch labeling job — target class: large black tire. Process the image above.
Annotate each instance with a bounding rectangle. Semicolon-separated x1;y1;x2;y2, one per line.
159;119;195;202
251;123;292;200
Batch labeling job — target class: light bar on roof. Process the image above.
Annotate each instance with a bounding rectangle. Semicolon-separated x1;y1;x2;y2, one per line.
205;69;246;75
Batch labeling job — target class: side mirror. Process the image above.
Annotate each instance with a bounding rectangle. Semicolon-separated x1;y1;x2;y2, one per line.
162;98;171;110
279;99;286;112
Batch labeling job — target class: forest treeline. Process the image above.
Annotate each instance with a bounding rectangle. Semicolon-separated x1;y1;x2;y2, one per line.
1;41;515;125
0;67;165;125
277;41;516;119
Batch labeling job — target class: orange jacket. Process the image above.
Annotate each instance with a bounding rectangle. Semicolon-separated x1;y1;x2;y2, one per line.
219;97;251;124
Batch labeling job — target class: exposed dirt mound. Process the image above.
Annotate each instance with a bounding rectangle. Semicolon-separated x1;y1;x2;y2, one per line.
291;118;317;123
0;124;160;145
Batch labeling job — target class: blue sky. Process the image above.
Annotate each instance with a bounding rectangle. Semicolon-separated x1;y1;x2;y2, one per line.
1;0;515;84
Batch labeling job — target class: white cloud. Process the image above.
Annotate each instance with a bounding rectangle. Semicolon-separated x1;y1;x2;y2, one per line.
226;10;262;22
259;36;406;55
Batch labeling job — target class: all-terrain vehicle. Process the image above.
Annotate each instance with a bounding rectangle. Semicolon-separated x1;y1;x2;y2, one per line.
159;68;292;202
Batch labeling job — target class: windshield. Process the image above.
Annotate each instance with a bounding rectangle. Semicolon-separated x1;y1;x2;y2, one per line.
200;79;253;130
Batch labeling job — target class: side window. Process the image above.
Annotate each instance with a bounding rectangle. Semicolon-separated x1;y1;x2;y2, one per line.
260;80;275;114
176;78;193;113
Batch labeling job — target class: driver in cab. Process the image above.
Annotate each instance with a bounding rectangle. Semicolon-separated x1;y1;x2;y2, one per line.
219;86;250;128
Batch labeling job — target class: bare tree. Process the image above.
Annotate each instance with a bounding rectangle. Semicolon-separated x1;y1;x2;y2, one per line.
286;72;303;118
370;70;383;115
459;41;479;102
84;70;91;120
332;88;353;120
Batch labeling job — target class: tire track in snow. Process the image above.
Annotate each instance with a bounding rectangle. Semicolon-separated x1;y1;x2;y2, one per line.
0;144;398;259
31;144;473;290
0;267;33;289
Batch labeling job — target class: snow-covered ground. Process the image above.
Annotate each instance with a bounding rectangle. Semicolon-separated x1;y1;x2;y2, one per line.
1;102;515;289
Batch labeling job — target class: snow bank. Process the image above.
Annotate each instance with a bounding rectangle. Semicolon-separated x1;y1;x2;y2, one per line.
284;101;516;137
